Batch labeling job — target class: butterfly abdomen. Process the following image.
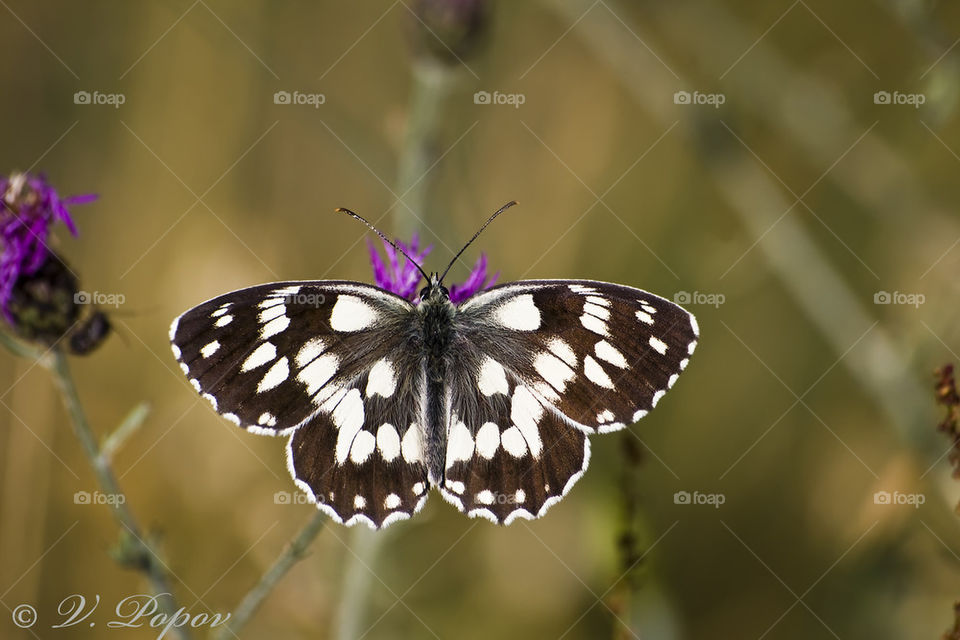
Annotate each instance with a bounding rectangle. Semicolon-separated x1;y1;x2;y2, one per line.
420;297;456;481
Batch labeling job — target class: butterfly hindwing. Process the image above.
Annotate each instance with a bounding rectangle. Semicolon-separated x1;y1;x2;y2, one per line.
441;357;590;523
287;366;429;528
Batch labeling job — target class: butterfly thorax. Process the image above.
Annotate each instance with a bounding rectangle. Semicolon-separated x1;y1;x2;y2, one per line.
418;275;456;480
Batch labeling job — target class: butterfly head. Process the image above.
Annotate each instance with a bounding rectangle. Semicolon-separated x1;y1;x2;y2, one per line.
419;272;449;304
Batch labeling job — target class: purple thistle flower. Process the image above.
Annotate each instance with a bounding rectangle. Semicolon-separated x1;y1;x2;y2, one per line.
367;232;433;301
447;252;497;304
0;172;96;322
367;232;498;304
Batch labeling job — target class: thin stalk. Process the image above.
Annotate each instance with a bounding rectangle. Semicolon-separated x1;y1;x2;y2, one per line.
47;349;191;640
393;58;459;239
214;511;327;640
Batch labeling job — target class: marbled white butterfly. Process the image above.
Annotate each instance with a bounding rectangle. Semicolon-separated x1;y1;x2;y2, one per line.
170;203;698;528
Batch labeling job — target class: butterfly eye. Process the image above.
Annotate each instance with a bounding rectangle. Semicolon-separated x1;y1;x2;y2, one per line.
419;285;431;300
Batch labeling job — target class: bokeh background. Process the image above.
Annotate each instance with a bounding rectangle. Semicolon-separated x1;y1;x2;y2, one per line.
2;1;960;638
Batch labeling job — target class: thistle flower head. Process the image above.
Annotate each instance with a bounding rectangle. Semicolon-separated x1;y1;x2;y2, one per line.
446;252;497;303
0;172;96;321
367;232;433;301
368;232;498;304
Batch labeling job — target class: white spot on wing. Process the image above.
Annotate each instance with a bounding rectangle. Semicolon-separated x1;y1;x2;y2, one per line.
258;304;285;323
478;357;509;396
365;358;396;398
258;412;277;427
354;495;366;509
582;301;610;320
211;305;230;318
384;493;401;510
635;310;654;325
215;314;233;327
534;351;575;392
257;357;289;393
649;336;668;355
402;423;423;463
200;340;220;358
580;313;609;336
632;409;648;422
376;423;401;461
494;294;540;330
296;338;326;367
595;340;628;369
258;297;283;309
350;430;376;464
690;314;699;337
330;295;378;332
500;426;527;457
447;480;465;495
298;353;339;398
585;295;610;307
476;490;495;505
510;386;543;457
475;422;500;459
583;355;614;389
668;373;679;388
242;342;276;372
446;420;474;469
261;316;290;340
223;413;240;425
202;393;218;411
651;389;666;407
546;337;577;367
333;389;365;464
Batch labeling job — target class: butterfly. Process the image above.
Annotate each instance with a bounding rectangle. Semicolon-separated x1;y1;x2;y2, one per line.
169;202;698;528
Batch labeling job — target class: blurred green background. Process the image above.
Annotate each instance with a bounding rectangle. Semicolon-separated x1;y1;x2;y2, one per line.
2;1;960;638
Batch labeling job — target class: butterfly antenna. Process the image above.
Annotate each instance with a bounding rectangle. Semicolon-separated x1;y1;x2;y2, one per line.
336;207;430;282
439;200;517;283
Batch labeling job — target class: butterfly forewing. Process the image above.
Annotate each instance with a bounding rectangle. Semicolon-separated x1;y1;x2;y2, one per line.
456;280;699;431
170;281;430;527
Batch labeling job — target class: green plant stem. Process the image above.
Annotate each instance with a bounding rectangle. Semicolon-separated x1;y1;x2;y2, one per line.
393;58;459;240
214;511;327;640
47;349;191;640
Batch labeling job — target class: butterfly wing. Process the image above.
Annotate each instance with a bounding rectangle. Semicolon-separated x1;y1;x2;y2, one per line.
170;281;429;528
441;280;698;523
